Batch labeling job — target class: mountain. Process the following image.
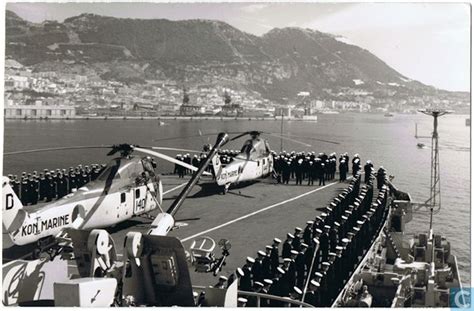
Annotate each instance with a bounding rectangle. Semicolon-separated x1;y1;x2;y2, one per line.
5;11;461;103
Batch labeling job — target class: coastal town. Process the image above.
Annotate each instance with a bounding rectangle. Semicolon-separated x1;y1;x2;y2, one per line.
4;58;469;120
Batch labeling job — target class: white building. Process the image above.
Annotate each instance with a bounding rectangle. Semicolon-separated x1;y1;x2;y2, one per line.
4;104;76;119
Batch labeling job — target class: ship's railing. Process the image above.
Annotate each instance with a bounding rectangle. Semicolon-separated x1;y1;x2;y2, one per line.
192;286;314;307
238;290;315;307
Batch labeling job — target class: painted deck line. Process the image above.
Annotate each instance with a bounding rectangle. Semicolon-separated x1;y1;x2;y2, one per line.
181;181;337;243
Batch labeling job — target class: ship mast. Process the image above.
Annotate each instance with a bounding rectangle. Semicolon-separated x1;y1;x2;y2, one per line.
418;109;450;232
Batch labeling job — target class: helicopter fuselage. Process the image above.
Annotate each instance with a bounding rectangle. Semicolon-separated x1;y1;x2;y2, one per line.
5;157;163;246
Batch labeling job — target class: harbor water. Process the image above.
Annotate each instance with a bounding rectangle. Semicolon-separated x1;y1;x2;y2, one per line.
3;113;470;285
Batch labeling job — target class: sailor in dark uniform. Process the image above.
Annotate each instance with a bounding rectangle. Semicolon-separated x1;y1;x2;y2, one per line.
364;160;373;184
292;227;302;251
319;262;331;306
262;245;273;279
376;166;386;190
239;257;255;291
282;233;294;258
295;243;308;288
28;175;38;205
320;225;330;263
282;257;296;292
20;177;29;205
252;250;266;283
261;279;273;307
214;276;228;289
269;267;286;306
227;267;244;288
270;238;281;275
304;280;321;306
329;223;339;252
303;221;313;245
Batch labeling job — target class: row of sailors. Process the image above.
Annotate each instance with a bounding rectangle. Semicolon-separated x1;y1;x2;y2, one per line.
7;164;107;206
216;173;390;307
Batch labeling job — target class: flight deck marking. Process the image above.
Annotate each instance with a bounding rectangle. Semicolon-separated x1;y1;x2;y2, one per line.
181;182;337;242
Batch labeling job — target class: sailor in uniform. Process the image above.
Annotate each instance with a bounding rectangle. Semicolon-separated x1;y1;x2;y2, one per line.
303;221;313;245
214;276;228;289
239;257;255;291
262;245;273;279
304;280;321;306
270;238;281;275
282;233;294;258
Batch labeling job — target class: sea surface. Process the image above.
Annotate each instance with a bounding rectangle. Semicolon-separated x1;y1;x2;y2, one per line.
2;113;470;285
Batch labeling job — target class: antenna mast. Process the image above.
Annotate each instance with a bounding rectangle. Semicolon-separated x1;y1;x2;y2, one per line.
418;109;450;232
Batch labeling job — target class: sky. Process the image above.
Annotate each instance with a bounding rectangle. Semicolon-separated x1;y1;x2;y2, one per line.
6;1;471;92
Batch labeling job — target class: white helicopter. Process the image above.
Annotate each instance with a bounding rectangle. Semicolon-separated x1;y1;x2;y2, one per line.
2;143;210;250
156;130;339;194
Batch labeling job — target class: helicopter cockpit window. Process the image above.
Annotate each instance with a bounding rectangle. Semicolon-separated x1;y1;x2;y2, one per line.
118;161;142;181
241;140;253;155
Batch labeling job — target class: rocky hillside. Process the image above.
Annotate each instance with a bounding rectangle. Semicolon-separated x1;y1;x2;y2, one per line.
6;10;455;102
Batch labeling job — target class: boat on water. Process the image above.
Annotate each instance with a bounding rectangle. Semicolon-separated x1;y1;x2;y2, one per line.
384;113;394;117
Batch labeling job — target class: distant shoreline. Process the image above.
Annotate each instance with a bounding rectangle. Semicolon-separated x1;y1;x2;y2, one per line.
3;116;317;121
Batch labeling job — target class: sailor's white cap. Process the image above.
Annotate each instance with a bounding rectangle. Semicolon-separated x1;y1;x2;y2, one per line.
291;250;299;256
246;257;255;264
236;267;244;277
307;220;314;225
193;291;199;298
238;297;248;303
273;238;282;244
315;229;322;234
287;233;295;239
310;280;320;287
258;250;266;257
295;227;302;232
334;222;340;227
321;213;328;218
254;281;264;288
341;238;349;244
264;279;273;285
336;246;343;251
357;220;365;225
324;225;331;229
284;258;292;263
277;267;286;275
293;287;302;295
313;237;320;244
322;262;330;267
219;275;228;281
266;245;273;250
301;243;308;249
314;272;323;278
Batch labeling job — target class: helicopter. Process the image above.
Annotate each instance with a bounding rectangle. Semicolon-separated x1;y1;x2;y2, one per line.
155;130;339;194
2;143;211;249
209;131;275;194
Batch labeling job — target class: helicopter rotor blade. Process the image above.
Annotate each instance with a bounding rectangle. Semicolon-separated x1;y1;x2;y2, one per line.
147;146;204;153
4;145;113;156
274;133;340;145
265;133;312;147
134;147;211;176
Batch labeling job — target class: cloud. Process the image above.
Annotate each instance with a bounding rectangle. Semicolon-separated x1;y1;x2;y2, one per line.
240;4;269;14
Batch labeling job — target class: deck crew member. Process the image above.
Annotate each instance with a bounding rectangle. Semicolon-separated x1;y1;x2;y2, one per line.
28;175;39;205
376;166;386;190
